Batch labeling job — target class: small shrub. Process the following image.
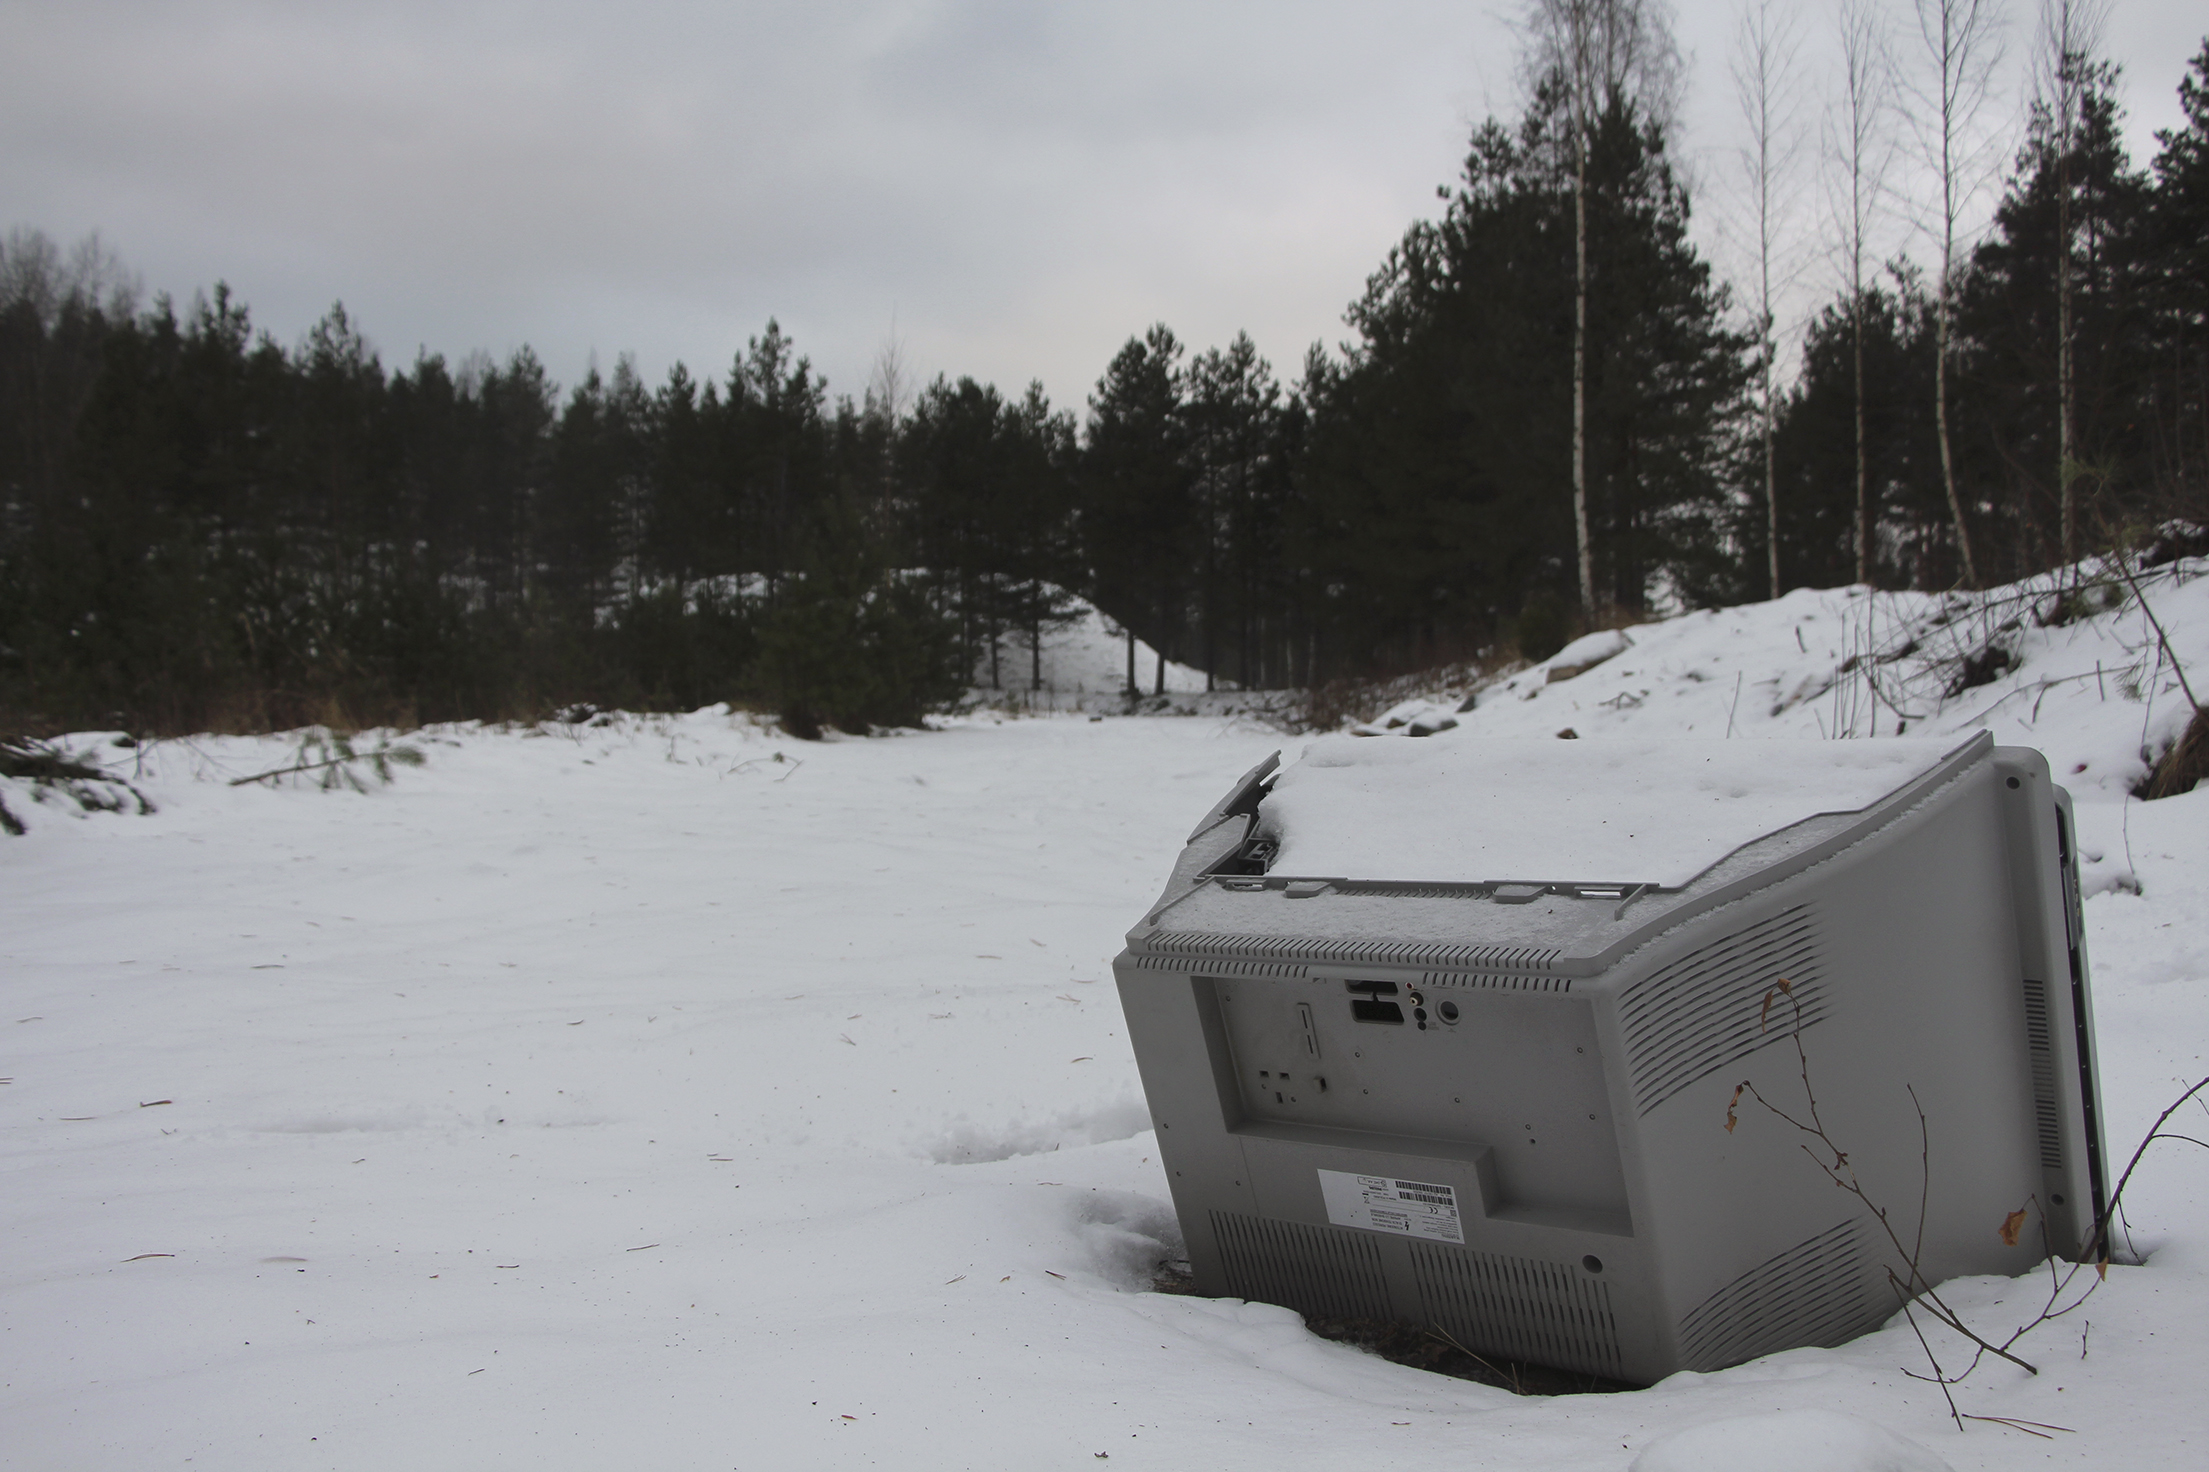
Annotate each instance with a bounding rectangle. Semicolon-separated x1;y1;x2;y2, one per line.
2137;706;2209;800
227;730;425;792
0;736;155;834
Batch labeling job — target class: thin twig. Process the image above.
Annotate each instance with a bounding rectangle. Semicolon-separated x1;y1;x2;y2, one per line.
229;754;369;787
1738;984;2209;1427
2111;558;2202;714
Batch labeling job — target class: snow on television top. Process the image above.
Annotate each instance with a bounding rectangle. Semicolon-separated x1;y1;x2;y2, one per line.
1255;734;1971;889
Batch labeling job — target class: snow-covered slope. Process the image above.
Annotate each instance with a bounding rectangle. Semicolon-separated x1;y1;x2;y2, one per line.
1357;567;2209;897
3;560;2206;1471
971;592;1214;702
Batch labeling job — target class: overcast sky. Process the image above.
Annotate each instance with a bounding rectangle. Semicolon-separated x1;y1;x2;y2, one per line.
4;1;2201;414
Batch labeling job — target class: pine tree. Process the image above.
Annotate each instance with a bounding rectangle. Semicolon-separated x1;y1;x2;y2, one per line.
2143;40;2209;512
1080;326;1193;694
1959;54;2148;574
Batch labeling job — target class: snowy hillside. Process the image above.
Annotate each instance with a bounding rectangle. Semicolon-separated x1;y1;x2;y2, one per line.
4;558;2208;1471
969;592;1214;703
1357;567;2209;898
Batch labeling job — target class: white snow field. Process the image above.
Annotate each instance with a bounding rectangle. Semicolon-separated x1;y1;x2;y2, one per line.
5;561;2208;1471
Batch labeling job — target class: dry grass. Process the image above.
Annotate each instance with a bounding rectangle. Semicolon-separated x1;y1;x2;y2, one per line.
2140;705;2209;800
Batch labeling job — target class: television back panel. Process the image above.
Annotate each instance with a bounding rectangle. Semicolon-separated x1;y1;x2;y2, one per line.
1114;733;2107;1384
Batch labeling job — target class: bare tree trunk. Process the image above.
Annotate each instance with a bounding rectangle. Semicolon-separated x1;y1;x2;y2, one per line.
1525;0;1679;621
1834;0;1890;588
1765;380;1780;597
1574;142;1595;619
2057;139;2075;563
1734;0;1799;602
2038;0;2108;567
1934;298;1977;587
1915;0;2001;590
1854;299;1871;584
1125;628;1136;696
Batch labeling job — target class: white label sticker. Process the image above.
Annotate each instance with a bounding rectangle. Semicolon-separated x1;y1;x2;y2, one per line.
1317;1168;1465;1245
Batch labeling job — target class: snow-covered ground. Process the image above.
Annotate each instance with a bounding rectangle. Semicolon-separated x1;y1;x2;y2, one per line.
5;562;2207;1470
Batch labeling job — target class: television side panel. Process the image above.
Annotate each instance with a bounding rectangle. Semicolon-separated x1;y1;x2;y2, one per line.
1603;761;2057;1374
1112;959;1260;1293
1990;748;2109;1257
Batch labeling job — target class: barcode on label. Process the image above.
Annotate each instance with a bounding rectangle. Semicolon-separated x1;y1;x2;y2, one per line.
1317;1168;1467;1245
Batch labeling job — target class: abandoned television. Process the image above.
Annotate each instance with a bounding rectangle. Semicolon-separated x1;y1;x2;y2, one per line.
1112;731;2107;1384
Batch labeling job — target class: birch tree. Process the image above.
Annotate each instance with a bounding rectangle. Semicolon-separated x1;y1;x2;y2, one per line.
1732;0;1804;600
1522;0;1681;620
1828;0;1897;586
2033;0;2109;565
1911;0;2007;588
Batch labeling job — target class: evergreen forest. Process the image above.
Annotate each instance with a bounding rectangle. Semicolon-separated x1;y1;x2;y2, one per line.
4;12;2208;737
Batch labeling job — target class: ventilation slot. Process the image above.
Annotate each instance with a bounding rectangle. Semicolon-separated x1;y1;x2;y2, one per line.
1210;1212;1392;1322
1127;954;1311;980
2022;978;2064;1170
1421;970;1572;994
1409;1243;1623;1378
1675;1220;1869;1372
1619;906;1826;1116
1148;931;1563;976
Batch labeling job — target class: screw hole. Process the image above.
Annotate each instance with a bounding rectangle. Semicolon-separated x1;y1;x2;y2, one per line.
1582;1255;1603;1274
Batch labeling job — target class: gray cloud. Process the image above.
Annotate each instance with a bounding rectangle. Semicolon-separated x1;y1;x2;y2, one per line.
2;1;2199;412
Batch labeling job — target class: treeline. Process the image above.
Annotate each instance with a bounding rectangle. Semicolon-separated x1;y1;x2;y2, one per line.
3;22;2207;736
1762;37;2209;600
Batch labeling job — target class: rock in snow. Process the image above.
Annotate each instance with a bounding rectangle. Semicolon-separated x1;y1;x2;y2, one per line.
1545;627;1633;681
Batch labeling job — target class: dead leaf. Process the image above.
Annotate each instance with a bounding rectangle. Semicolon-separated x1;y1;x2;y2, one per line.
944;1274;966;1285
1725;1084;1745;1134
1045;1270;1066;1279
2000;1208;2028;1247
